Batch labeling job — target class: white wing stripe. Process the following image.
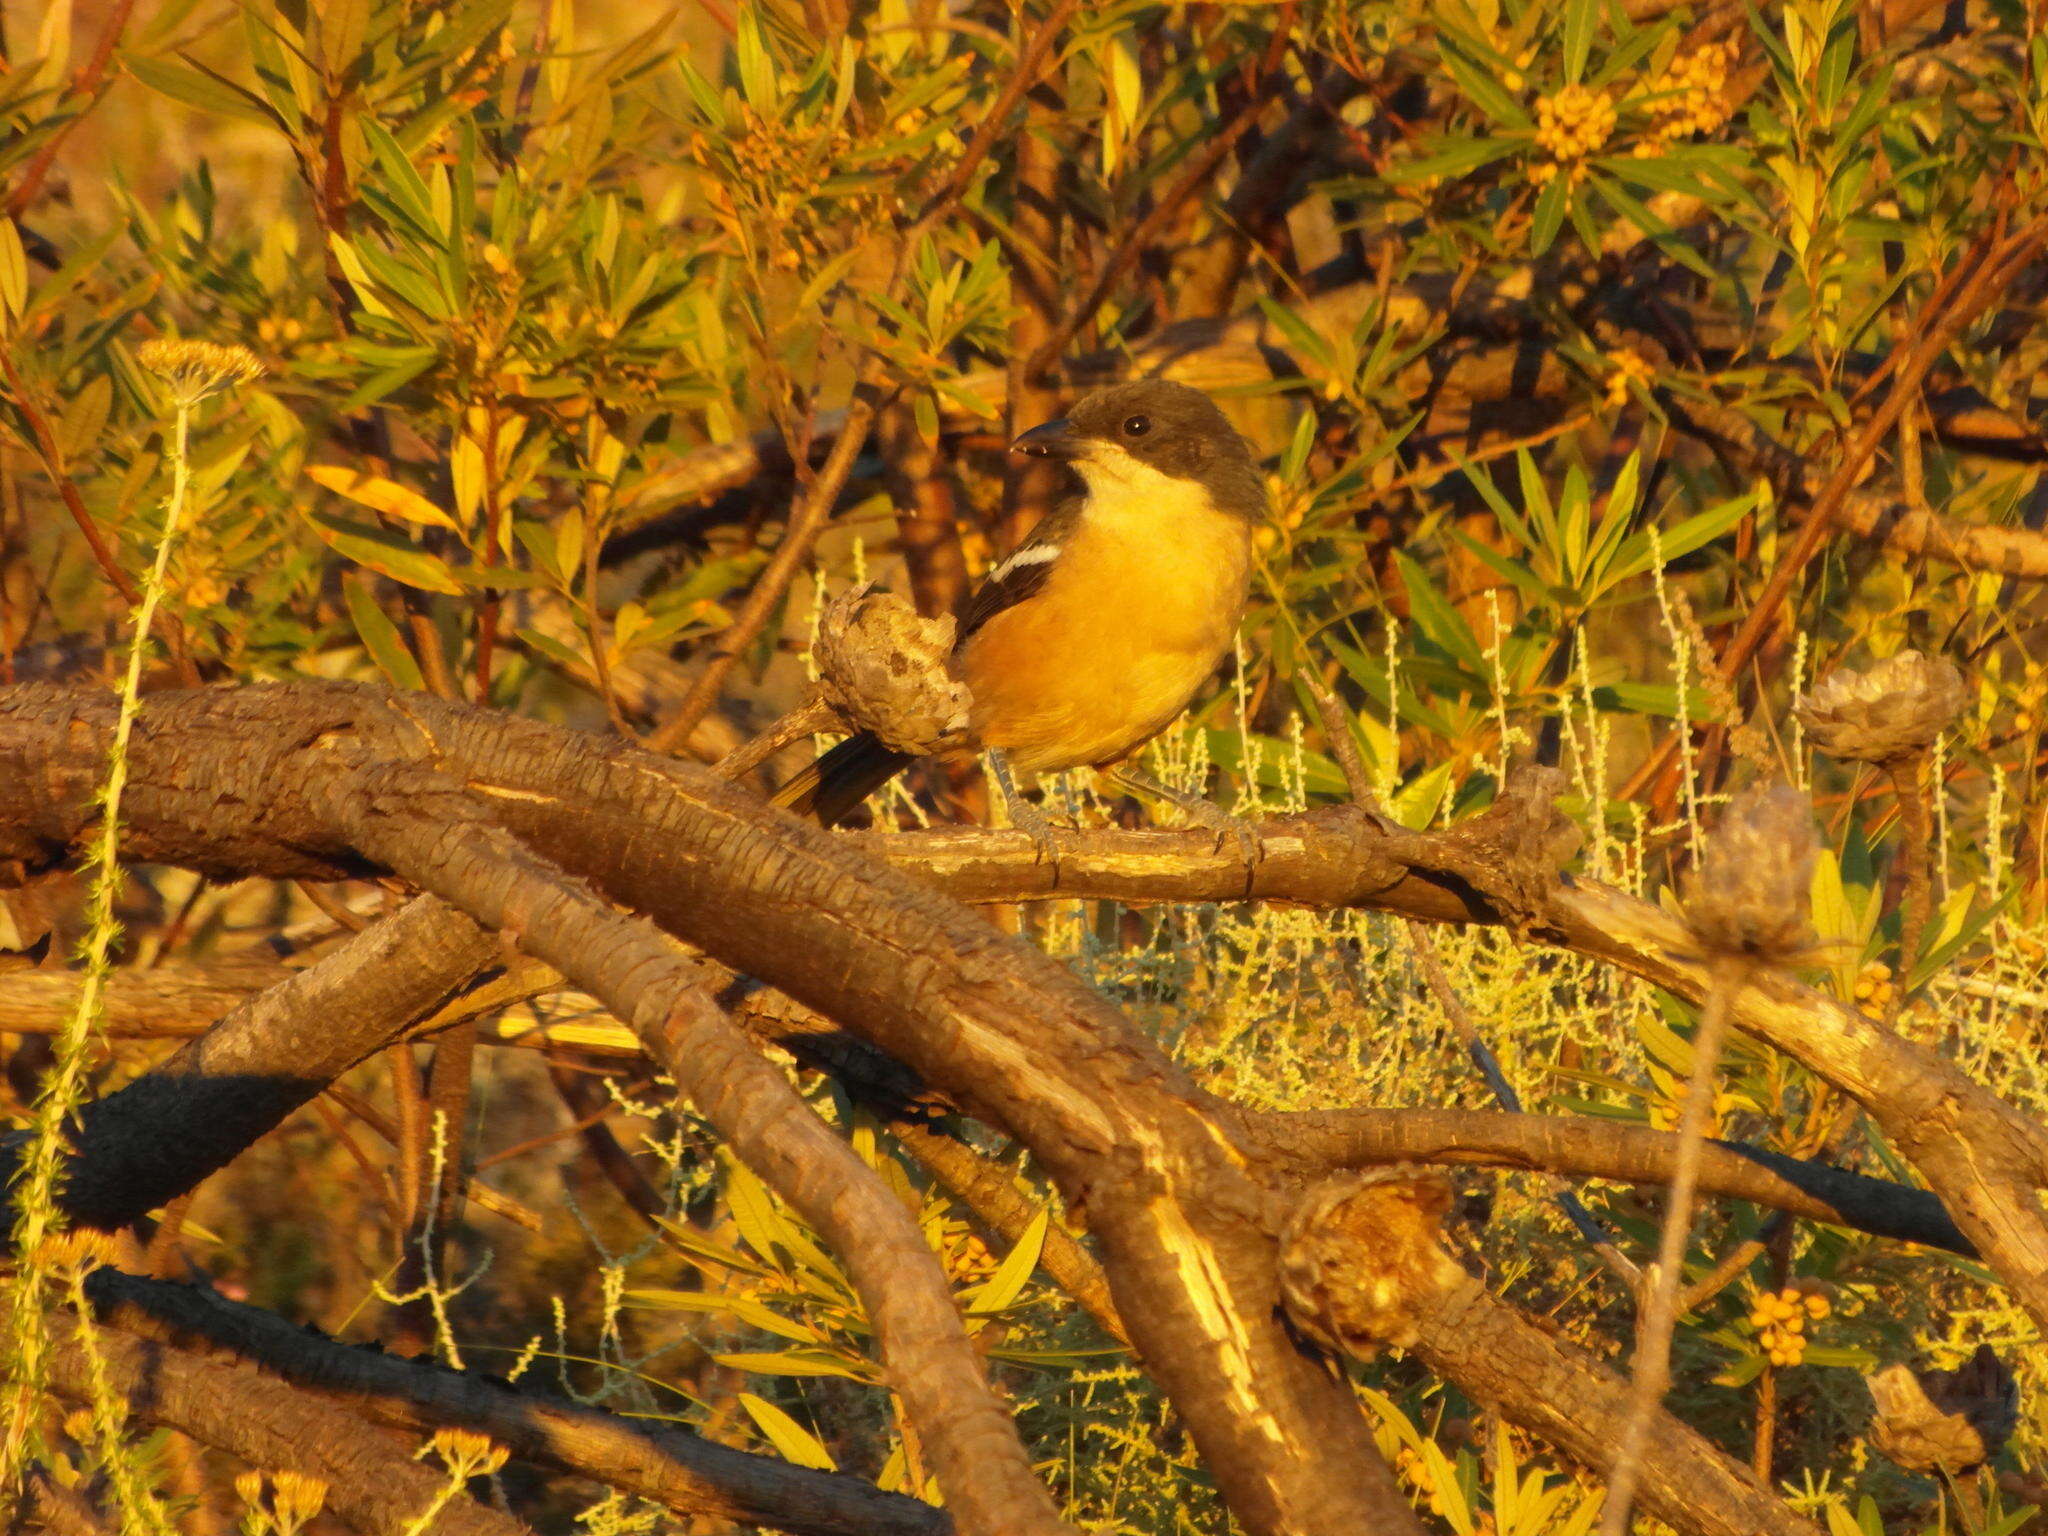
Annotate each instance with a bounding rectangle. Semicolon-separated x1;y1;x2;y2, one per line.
987;542;1060;582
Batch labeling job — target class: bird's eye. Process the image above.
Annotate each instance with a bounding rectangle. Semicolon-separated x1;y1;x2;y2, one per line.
1122;415;1151;437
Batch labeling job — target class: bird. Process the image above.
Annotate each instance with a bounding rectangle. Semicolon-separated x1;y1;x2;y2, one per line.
772;378;1266;844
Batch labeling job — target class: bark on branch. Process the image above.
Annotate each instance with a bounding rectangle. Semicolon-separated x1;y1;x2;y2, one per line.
46;1314;530;1536
1278;1106;1970;1256
5;682;2016;1536
0;679;1423;1536
81;1269;951;1536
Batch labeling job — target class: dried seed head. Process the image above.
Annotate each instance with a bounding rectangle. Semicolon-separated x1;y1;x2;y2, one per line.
1796;650;1966;765
1277;1168;1465;1358
810;583;973;757
1681;784;1820;962
1867;1344;2017;1474
137;338;265;406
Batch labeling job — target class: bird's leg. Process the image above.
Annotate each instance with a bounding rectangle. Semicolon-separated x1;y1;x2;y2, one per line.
1103;765;1264;870
987;749;1063;867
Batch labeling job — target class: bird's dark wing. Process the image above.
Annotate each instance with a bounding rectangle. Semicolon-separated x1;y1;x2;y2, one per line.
955;498;1082;647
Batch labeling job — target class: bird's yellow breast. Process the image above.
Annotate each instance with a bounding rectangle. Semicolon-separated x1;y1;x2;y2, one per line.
955;479;1250;776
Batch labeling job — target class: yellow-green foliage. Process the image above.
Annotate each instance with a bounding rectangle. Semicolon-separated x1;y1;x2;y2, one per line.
5;0;2048;1530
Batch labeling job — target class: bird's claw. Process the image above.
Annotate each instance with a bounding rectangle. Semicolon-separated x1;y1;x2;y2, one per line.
1178;797;1263;869
1007;794;1066;870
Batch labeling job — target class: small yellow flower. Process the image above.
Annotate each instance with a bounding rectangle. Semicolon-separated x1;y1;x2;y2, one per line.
138;338;264;406
1605;347;1656;406
1533;84;1617;163
427;1427;510;1477
271;1471;329;1529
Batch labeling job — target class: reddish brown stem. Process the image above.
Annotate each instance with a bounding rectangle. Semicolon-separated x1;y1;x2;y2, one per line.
2;0;140;218
0;345;203;685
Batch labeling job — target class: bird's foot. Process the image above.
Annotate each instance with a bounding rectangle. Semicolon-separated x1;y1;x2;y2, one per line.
1180;795;1265;870
987;749;1065;869
1006;791;1068;868
1106;766;1263;871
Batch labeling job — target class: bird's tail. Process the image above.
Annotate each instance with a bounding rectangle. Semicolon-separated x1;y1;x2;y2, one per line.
770;730;917;828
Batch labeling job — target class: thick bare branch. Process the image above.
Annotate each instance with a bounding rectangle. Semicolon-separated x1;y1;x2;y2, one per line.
300;752;1072;1536
84;1270;951;1536
46;1315;530;1536
1407;1275;1823;1536
0;896;492;1230
0;680;1426;1536
1277;1106;1970;1255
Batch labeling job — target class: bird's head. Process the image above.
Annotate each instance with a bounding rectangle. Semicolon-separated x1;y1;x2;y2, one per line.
1011;380;1265;518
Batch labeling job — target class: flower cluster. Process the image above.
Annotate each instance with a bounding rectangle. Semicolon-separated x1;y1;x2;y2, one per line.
1851;959;1895;1016
427;1427;511;1478
943;1230;998;1286
1391;1443;1449;1519
234;1471;329;1535
1605;347;1655;406
1647;1074;1740;1135
1531;85;1616;185
1748;1281;1830;1367
1652;41;1739;139
692;104;904;269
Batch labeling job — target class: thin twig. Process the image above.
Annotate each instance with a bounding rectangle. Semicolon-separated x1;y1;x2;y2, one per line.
711;696;840;783
1301;669;1639;1281
1621;209;2048;804
1599;956;1748;1536
0;348;142;608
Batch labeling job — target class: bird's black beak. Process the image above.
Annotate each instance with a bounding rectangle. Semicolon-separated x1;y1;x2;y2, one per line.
1010;418;1082;460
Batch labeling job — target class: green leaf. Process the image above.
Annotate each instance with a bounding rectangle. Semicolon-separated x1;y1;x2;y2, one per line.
737;1393;836;1470
360;117;442;246
625;1288;821;1343
1389;761;1455;830
1561;0;1597;84
123;52;281;126
1530;173;1570;257
725;1157;844;1283
306;514;464;594
734;4;779;112
0;219;25;319
714;1350;873;1381
345;577;425;691
1450;529;1547;602
1393;552;1485;674
1439;41;1530;129
963;1208;1047;1316
1394;136;1521;185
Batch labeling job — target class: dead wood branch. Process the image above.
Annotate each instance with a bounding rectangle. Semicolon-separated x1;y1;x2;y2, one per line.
0;680;1424;1536
7;680;2019;1536
301;753;1070;1535
1408;1275;1823;1536
0;896;493;1231
46;1315;530;1536
82;1269;951;1536
1276;1107;1970;1255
